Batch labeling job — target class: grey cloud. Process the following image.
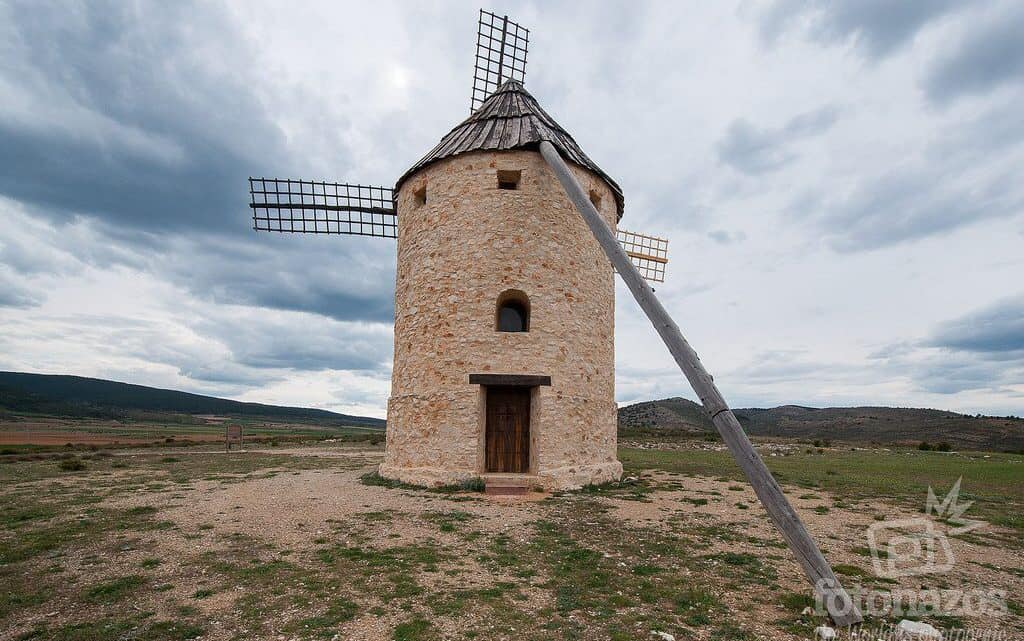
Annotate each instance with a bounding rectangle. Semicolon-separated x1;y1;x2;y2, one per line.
924;5;1024;104
930;295;1024;354
899;348;1023;396
789;82;1024;253
912;356;1008;395
802;159;1022;252
328;386;390;410
0;274;43;309
870;296;1024;395
0;1;296;235
867;341;916;360
928;99;1024;161
190;313;392;374
175;363;279;388
45;315;271;387
0;1;401;328
0;218;89;278
614;363;690;407
107;294;391;383
158;234;397;323
717;105;838;175
707;230;747;245
758;0;963;59
1;207;398;324
734;350;864;385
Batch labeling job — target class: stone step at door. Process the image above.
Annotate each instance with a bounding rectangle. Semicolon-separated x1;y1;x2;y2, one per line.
482;474;534;496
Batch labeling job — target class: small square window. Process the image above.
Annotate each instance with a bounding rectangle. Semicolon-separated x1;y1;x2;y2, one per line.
413;185;426;207
588;189;602;210
497;169;521;190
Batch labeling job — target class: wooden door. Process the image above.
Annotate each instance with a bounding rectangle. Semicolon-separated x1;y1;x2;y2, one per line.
485;386;530;473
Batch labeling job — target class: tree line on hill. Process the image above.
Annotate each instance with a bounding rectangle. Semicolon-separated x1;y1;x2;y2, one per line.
617;396;1024;453
0;372;385;428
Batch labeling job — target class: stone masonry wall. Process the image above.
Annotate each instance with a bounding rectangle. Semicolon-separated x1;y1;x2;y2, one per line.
379;149;622;490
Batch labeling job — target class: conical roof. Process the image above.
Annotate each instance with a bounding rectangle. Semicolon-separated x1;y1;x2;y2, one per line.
395;80;624;217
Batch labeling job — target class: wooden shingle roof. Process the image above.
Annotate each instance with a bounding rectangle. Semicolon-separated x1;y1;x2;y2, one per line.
395;80;624;217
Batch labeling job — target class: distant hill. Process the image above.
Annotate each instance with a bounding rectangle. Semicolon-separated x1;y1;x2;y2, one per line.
0;372;385;428
618;396;1024;452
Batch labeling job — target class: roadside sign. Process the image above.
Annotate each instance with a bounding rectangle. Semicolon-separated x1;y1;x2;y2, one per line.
225;424;243;450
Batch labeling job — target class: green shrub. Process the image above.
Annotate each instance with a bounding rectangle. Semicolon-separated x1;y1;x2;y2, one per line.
457;477;485;492
58;457;86;472
85;575;145;602
393;618;432;641
779;591;815;612
359;471;403;488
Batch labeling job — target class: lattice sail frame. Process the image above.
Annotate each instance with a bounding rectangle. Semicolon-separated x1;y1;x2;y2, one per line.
617;229;669;283
249;177;396;238
470;10;529;113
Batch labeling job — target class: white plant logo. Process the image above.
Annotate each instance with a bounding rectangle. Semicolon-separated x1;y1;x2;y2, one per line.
816;479;1004;621
866;477;985;579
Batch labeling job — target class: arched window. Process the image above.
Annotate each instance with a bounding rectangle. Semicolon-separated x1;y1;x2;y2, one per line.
496;290;530;332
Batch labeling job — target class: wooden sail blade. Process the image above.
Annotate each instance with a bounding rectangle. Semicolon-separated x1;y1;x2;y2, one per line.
617;229;668;283
470;10;529;113
249;177;396;238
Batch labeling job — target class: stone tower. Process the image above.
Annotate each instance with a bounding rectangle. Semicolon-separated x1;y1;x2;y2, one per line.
378;80;623;490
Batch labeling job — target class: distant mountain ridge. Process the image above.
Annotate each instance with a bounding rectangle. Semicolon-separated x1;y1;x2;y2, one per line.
618;396;1024;452
5;373;1020;450
0;371;385;428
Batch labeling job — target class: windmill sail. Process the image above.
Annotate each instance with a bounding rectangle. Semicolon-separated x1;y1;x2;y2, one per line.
617;229;669;283
470;10;529;113
249;177;396;238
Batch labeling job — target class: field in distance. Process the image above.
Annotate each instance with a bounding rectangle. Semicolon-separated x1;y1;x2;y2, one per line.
0;371;383;452
619;396;1024;452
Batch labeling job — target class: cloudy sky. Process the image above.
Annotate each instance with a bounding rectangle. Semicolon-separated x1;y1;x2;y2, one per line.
1;0;1022;418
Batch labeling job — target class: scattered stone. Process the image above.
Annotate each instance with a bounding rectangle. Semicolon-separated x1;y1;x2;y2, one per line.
814;625;837;640
801;606;814;616
650;631;675;641
896;619;942;640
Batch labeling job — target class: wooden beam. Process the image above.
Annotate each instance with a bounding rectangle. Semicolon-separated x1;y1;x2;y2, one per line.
539;140;863;627
624;250;669;264
469;374;552;387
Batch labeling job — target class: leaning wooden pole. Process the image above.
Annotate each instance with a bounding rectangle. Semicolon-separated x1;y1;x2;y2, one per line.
539;141;862;626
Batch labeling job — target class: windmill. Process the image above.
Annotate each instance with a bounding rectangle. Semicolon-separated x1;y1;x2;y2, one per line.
247;9;861;626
